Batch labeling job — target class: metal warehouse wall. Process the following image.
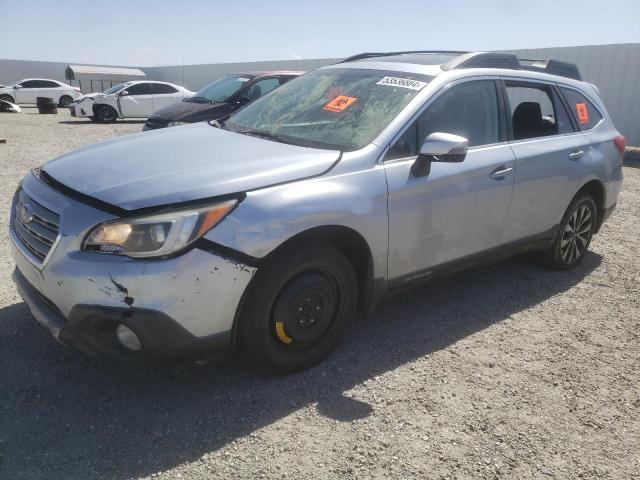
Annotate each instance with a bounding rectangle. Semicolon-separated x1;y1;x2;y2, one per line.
142;57;340;91
0;59;145;93
0;59;69;84
1;43;639;143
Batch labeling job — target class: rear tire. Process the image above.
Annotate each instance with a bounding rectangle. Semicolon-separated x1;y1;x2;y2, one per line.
0;94;15;104
238;244;358;372
58;95;73;107
540;193;597;270
95;105;118;123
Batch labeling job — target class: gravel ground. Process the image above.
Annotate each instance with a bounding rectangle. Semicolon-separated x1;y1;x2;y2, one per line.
0;108;638;480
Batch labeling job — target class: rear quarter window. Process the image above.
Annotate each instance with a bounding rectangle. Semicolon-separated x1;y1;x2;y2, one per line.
560;87;603;130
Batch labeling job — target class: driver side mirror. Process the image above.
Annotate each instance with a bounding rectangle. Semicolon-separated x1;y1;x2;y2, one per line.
411;132;469;177
119;90;129;96
13;85;22;89
235;97;250;107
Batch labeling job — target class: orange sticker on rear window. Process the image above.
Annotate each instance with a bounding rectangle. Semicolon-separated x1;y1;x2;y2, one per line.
576;102;589;124
324;95;357;113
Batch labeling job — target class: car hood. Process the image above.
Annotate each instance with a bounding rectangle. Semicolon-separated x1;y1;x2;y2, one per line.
78;92;101;99
42;123;340;210
74;92;108;103
150;100;230;123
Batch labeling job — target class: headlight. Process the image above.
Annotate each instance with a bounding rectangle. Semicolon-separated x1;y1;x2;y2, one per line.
83;200;237;258
168;121;189;127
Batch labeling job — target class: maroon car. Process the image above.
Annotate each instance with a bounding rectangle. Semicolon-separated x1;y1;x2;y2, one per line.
143;71;303;130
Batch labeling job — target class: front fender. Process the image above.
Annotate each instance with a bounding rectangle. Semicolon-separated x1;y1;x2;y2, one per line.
205;166;389;280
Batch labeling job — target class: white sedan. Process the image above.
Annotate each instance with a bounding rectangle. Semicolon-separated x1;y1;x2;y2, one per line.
70;81;193;122
0;78;82;107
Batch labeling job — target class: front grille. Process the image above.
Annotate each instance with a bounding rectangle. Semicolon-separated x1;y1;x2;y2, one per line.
13;188;60;264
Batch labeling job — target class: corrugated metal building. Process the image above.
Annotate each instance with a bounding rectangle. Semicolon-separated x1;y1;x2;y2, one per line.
65;64;146;92
0;43;638;143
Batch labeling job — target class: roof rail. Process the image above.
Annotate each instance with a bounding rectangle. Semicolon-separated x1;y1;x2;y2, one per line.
338;50;582;81
441;51;582;80
338;50;469;64
519;58;582;80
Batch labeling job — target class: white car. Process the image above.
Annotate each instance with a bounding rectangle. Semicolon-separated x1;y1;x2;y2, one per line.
70;81;193;122
0;78;82;107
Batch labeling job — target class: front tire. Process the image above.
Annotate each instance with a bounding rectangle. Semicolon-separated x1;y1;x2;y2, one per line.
94;105;118;123
238;244;358;372
0;94;15;104
541;193;597;270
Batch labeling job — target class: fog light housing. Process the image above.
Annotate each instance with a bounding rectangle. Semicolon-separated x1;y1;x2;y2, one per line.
115;324;142;352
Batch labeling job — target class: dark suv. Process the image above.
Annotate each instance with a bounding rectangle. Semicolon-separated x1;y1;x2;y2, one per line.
143;71;303;130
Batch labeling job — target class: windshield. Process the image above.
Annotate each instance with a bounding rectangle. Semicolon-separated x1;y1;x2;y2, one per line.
103;83;129;95
192;75;253;103
224;68;433;151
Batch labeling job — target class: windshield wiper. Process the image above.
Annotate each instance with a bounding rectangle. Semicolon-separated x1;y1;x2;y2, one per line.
234;128;297;145
186;96;211;103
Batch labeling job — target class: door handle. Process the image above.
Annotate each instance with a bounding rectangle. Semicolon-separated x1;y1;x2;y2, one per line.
568;150;584;161
490;166;514;180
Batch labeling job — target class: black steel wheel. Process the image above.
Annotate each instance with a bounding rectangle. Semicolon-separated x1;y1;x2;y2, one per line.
0;94;15;104
541;193;597;270
58;95;73;107
95;105;118;123
271;271;340;351
239;244;358;372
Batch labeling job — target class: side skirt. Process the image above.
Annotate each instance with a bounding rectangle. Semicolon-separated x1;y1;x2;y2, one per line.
386;226;559;290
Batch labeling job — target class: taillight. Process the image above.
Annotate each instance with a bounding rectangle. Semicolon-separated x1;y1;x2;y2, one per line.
613;135;626;157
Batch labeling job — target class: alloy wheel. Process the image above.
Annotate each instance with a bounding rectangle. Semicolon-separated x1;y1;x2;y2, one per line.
97;106;117;122
560;204;593;264
59;96;73;107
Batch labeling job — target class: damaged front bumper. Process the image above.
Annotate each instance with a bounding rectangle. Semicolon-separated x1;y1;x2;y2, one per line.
12;268;233;360
10;173;256;361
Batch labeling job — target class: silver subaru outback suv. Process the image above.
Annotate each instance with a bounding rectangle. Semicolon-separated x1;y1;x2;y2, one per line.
11;51;624;371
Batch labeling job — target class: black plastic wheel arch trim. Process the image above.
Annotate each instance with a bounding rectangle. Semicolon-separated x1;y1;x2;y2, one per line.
194;238;261;267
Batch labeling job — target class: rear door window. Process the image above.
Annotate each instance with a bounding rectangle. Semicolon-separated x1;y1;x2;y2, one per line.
150;83;178;94
559;87;603;131
506;81;574;140
39;80;60;88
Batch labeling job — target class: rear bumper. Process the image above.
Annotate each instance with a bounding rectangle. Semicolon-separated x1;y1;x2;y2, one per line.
13;266;233;361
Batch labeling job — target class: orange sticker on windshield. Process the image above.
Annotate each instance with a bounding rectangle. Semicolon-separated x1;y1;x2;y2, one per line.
576;102;589;124
324;95;357;113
